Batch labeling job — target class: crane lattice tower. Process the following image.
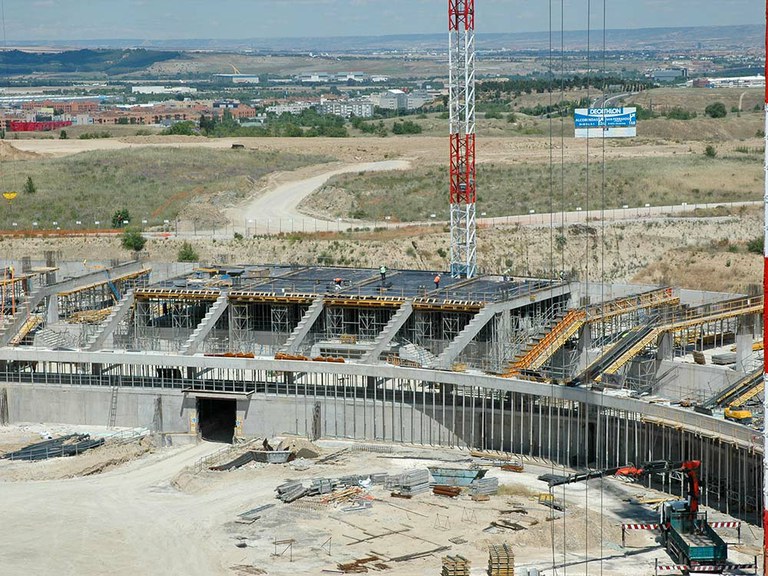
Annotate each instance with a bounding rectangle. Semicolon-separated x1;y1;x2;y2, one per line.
448;0;477;278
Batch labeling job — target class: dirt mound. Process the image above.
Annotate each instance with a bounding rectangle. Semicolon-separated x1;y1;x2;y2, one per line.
277;437;322;459
0;141;39;160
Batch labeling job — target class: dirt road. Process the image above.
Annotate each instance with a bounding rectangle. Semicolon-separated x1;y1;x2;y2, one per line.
227;159;410;234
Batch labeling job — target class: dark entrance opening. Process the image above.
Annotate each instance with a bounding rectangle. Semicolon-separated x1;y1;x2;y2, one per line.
197;397;236;443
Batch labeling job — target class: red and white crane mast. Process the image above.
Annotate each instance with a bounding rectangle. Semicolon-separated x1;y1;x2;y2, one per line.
763;3;768;573
448;0;477;278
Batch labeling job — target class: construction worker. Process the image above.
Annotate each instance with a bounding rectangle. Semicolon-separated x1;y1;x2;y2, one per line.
434;274;441;289
334;277;343;291
380;265;387;283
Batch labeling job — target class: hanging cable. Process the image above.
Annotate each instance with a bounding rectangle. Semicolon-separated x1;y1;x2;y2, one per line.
584;1;592;573
599;1;607;574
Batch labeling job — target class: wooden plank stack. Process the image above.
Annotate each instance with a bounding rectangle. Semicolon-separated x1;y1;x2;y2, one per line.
488;543;514;576
442;555;471;576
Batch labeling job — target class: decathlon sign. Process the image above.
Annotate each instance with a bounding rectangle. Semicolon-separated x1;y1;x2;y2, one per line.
574;107;636;138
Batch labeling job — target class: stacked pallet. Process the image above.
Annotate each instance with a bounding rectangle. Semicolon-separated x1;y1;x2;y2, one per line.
470;477;499;496
488;544;514;576
442;555;471;576
398;468;431;496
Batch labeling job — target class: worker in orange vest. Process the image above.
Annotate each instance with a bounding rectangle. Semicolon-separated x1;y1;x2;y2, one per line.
434;274;441;289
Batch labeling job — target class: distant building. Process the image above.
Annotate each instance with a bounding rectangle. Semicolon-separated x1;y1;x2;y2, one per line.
266;101;315;115
319;99;374;118
22;99;100;114
212;74;260;85
131;86;197;95
651;69;688;83
372;89;408;110
297;73;331;84
697;75;765;88
370;89;433;111
405;89;434;110
335;72;369;83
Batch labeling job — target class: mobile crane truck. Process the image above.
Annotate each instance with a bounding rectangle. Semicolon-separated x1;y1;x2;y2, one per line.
547;460;730;573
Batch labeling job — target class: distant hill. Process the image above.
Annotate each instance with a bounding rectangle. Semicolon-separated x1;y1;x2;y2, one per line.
0;49;181;76
9;24;765;53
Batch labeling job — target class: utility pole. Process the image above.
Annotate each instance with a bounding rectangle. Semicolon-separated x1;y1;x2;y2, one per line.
448;0;477;278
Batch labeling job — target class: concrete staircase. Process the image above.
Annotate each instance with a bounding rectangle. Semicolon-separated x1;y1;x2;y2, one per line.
179;292;229;356
282;297;325;354
436;305;499;369
399;342;438;368
33;327;67;349
0;288;44;347
361;301;413;364
86;290;136;351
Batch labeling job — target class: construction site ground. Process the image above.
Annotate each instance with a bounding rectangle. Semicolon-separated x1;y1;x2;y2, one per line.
0;425;760;576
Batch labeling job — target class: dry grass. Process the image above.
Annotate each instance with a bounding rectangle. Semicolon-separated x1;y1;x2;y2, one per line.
304;153;762;221
0;147;332;228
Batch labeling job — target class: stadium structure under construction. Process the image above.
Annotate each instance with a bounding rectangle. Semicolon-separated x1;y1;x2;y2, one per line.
0;259;763;524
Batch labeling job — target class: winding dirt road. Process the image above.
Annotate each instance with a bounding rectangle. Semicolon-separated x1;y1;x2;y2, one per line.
226;159;410;234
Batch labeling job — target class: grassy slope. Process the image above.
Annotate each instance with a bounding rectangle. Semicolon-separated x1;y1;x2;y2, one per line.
308;152;762;221
1;147;331;228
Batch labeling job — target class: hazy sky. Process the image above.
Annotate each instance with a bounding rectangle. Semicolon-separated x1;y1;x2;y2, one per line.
4;0;764;41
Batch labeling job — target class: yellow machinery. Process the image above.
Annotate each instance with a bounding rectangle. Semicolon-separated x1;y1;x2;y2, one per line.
723;380;763;423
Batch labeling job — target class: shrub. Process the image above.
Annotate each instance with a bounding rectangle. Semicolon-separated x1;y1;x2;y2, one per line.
111;209;131;228
233;232;243;240
704;102;727;118
22;176;36;195
177;241;199;262
747;237;763;254
121;228;146;252
704;145;717;159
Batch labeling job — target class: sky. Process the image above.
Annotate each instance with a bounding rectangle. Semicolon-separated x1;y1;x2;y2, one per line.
4;0;765;41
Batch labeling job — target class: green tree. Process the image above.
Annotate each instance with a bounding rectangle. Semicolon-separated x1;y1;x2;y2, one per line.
22;176;36;195
704;102;727;118
704;145;717;159
112;208;131;228
162;121;196;136
59;130;68;140
177;241;199;262
121;228;146;252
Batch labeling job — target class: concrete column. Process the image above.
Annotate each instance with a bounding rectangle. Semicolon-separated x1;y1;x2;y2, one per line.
656;332;674;361
576;322;592;372
46;295;58;325
235;399;248;440
0;388;8;425
735;314;755;373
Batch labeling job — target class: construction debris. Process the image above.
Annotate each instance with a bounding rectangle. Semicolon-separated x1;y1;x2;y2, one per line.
442;554;471;576
488;543;514;576
2;434;105;461
337;555;388;573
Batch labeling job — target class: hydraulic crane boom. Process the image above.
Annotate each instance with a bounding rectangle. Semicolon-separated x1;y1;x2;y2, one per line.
547;460;732;571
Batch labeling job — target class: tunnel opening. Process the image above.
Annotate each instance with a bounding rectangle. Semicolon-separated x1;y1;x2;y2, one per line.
197;397;236;443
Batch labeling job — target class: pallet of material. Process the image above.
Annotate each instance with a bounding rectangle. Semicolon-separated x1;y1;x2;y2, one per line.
488;543;514;576
442;554;471;576
470;477;499;496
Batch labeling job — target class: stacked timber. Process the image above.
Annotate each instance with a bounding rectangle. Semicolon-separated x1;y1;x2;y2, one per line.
488;544;514;576
470;477;499;496
442;555;471;576
433;485;462;498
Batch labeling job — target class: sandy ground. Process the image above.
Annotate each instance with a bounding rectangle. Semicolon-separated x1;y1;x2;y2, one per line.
0;429;758;576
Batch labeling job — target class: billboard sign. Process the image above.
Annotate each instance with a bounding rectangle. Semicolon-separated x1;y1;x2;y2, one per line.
574;107;636;138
